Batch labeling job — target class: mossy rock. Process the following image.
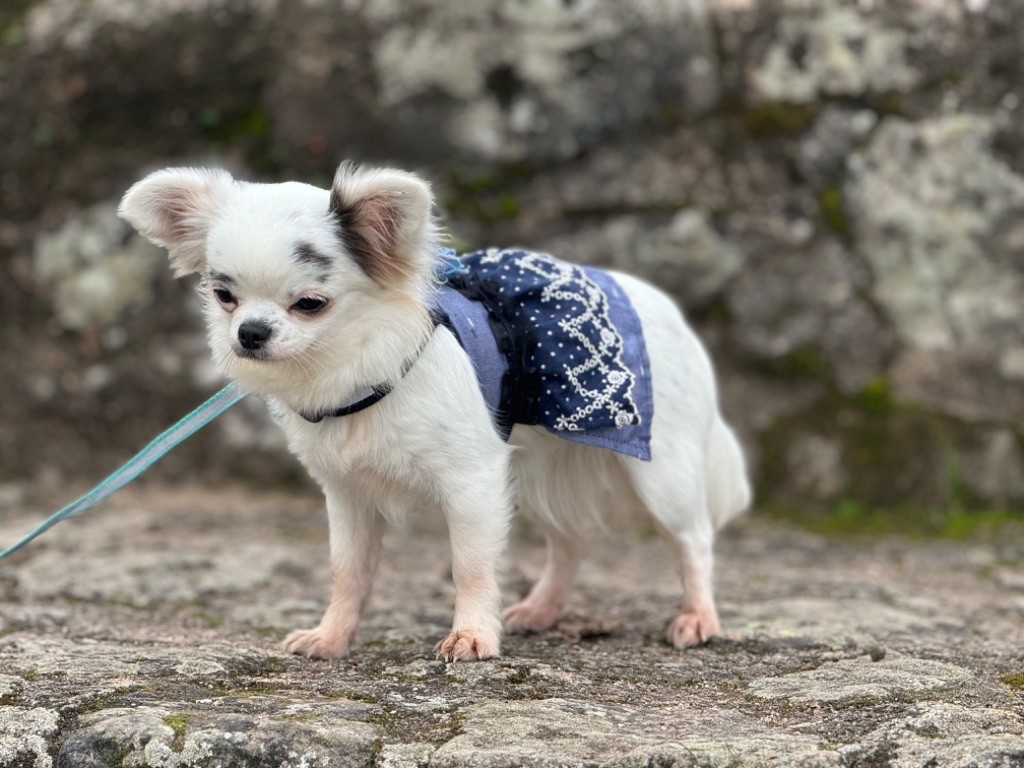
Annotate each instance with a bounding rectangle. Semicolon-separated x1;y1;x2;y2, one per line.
758;393;992;512
743;102;819;136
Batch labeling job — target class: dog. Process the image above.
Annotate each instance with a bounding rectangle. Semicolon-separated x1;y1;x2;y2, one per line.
118;161;750;662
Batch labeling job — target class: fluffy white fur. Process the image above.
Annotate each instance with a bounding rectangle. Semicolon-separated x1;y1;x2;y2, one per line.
119;162;751;661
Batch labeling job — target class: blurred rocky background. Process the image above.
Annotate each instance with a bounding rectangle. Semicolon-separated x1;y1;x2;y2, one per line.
2;0;1023;518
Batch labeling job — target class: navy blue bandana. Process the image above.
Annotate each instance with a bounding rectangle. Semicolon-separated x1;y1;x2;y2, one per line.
434;248;654;460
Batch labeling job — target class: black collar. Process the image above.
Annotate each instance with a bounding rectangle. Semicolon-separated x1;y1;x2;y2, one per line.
297;309;451;423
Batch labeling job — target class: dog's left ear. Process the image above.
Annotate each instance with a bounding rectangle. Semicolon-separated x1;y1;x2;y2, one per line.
329;161;434;288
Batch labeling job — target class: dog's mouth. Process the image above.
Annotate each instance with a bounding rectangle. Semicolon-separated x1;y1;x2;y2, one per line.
233;347;275;362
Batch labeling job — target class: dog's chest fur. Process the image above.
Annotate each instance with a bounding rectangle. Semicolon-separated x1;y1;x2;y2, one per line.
264;331;508;513
275;408;418;491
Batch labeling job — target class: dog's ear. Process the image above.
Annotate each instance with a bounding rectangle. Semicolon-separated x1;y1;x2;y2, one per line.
329;161;434;288
118;168;235;277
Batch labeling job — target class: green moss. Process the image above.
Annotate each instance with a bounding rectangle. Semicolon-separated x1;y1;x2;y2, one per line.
782;348;829;378
162;713;192;736
198;107;222;130
769;501;1023;541
757;376;1024;520
743;102;818;136
162;713;192;753
944;449;968;510
263;656;288;674
855;376;893;415
1001;671;1024;690
820;186;851;240
497;193;520;218
235;107;270;139
871;91;905;117
298;172;333;190
684;293;732;329
2;23;25;46
0;0;36;45
939;508;1023;541
322;688;377;703
447;170;497;196
441;163;534;223
756;386;987;511
444;190;522;222
503;666;532;685
191;612;223;629
199;105;270;143
279;711;326;723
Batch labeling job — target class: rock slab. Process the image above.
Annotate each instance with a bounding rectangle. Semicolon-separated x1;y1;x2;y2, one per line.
0;486;1021;766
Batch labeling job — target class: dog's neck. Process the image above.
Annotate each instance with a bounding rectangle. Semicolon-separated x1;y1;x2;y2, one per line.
227;294;435;417
295;308;446;423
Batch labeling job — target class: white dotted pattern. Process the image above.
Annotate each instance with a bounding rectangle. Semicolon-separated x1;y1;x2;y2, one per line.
477;248;641;433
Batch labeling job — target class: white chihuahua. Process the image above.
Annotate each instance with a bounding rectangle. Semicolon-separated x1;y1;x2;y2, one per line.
119;161;750;662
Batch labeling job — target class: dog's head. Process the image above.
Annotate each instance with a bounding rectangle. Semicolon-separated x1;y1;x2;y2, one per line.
119;162;439;391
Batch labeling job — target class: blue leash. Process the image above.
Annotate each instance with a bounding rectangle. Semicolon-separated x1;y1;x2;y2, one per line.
0;383;247;559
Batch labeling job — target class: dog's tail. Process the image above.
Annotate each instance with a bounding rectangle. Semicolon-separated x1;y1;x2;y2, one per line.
706;417;751;529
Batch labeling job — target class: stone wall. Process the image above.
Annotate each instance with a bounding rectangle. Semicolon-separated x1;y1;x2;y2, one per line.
2;0;1023;511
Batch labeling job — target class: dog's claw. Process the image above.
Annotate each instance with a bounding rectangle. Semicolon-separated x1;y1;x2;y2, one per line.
502;600;559;634
667;608;719;649
435;630;499;662
282;627;351;660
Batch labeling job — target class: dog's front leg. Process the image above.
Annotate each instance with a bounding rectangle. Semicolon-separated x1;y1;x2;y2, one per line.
283;486;382;659
435;471;511;662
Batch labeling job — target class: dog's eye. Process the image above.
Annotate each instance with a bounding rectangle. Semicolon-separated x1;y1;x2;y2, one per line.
213;288;237;309
292;297;328;314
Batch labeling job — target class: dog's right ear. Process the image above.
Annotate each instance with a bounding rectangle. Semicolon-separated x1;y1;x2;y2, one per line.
118;168;234;277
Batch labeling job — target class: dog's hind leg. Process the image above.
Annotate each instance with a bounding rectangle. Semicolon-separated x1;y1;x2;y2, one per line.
503;526;583;633
625;450;720;648
662;515;718;648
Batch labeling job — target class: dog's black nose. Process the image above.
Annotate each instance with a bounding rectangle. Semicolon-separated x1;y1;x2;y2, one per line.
238;321;272;350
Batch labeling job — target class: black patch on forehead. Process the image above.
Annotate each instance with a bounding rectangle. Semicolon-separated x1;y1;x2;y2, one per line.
208;271;236;285
294;242;333;273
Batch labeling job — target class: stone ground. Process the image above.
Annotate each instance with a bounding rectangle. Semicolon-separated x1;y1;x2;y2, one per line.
0;483;1022;767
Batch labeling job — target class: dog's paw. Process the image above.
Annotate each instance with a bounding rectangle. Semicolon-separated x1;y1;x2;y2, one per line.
435;630;500;662
667;608;719;649
282;627;351;660
502;600;559;634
